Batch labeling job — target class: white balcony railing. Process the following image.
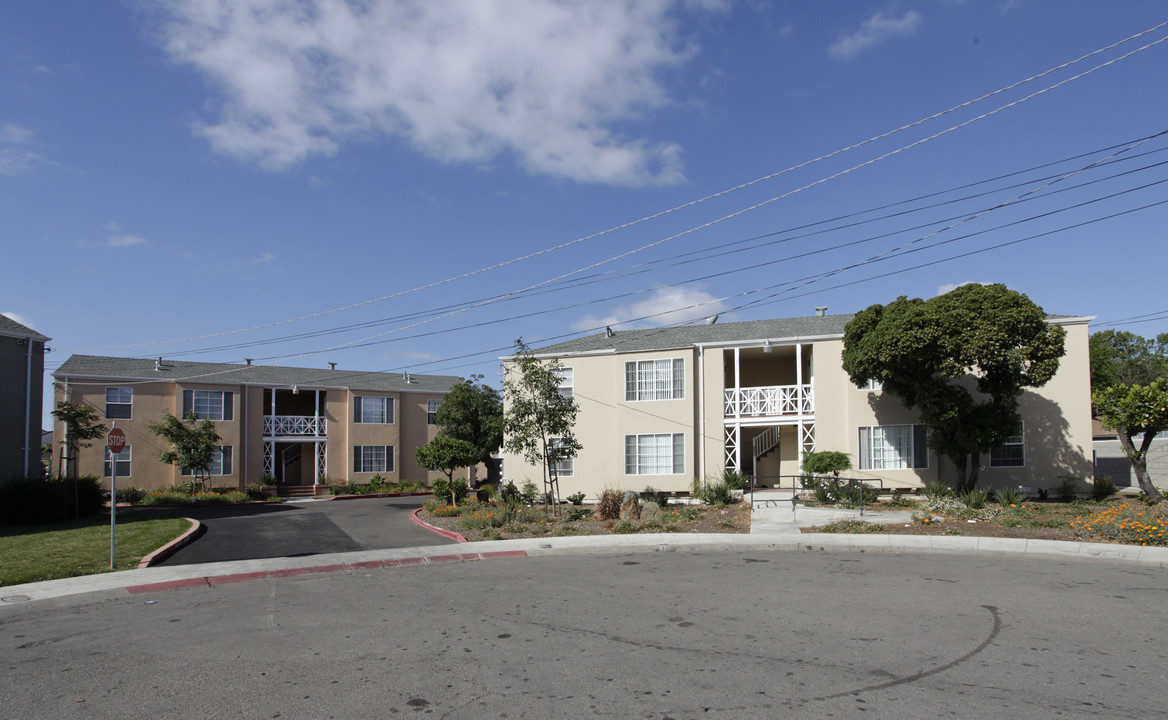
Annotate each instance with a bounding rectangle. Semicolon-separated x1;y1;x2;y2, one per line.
264;415;326;436
724;384;813;418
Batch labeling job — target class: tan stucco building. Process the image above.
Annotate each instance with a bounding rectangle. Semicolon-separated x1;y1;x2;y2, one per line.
52;355;462;492
501;312;1094;499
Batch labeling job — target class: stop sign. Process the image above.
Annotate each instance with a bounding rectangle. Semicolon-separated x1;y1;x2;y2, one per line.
107;428;127;455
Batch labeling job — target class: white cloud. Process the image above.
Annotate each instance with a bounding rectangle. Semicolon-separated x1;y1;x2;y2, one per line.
572;286;727;331
936;280;989;296
0;123;43;175
106;234;148;248
1;311;35;329
153;0;725;185
828;10;923;61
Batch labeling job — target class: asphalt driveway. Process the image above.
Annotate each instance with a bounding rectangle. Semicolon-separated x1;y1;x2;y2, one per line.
149;495;455;565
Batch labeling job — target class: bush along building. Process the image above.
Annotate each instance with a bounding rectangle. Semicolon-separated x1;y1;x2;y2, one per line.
53;355;462;495
500;311;1093;499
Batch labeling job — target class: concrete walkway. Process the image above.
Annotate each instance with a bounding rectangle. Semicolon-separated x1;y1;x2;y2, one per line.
3;500;1165;609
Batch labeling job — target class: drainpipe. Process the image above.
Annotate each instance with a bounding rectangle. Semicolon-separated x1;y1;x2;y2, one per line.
698;346;705;487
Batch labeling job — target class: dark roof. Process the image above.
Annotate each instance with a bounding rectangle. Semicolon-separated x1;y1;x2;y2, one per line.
530;314;856;355
0;314;50;342
53;355;461;394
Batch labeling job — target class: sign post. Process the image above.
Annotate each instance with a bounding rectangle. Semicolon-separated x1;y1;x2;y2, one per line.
106;426;126;570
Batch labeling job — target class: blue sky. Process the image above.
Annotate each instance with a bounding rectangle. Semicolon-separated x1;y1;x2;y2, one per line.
4;1;1167;428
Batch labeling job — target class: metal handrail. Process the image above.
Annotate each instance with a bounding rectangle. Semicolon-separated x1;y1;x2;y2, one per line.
749;474;886;516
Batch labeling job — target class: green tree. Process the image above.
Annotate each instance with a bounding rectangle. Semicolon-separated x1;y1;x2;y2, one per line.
51;401;107;479
435;375;503;482
415;436;480;505
1093;379;1168;502
148;412;221;490
801;450;852;477
502;339;581;510
842;284;1065;493
1089;329;1168;390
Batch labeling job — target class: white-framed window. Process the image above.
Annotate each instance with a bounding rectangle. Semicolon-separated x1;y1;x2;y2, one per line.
105;387;133;419
857;378;883;391
548;437;574;477
354;396;394;424
354;445;394;473
182;390;234;421
181;446;234;477
556;368;574;399
624;433;685;475
625;358;685;401
990;423;1025;467
858;425;929;470
427;399;441;425
104;446;131;477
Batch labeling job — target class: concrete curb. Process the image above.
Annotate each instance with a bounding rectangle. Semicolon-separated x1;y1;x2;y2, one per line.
136;518;203;569
330;492;432;501
409;507;467;543
2;532;1165;609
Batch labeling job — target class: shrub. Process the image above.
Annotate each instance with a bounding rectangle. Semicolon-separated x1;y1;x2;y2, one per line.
244;484;268;501
1056;476;1081;502
611;520;637;534
432;478;469;505
835;481;879;507
994;487;1025;506
698;480;734;506
429;503;462;518
331;482;355;496
718;470;750;491
552;526;575;537
817;519;888;534
564;507;591;522
884;493;917;508
801;450;852;477
500;481;520;503
596;489;623;520
958;489;990;510
115;487;146;505
1092;477;1117;502
141;490;194;506
922;481;953;500
567;491;586;506
521;482;539;506
477;483;497;503
0;475;104;524
640;486;670;507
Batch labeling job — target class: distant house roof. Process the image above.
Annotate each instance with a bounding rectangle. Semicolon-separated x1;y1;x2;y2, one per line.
53;355;461;394
525;314;856;356
0;315;50;342
524;312;1091;357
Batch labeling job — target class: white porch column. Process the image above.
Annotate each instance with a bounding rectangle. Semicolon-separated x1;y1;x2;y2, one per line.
734;347;742;471
796;343;805;472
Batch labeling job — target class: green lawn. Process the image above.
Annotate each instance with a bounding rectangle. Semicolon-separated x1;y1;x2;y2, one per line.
0;515;193;587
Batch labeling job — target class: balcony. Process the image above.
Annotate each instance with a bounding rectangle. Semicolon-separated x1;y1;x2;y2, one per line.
264;415;327;436
724;385;813;418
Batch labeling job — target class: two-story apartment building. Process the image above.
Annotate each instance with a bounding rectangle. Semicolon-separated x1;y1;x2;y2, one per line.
53;355;462;492
0;315;49;480
500;312;1093;498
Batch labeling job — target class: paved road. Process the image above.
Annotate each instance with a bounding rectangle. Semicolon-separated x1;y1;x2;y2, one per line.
3;549;1165;719
151;495;455;565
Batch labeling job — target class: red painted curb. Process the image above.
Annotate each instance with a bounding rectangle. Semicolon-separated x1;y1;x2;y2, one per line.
409;507;467;543
349;557;426;570
126;578;209;594
480;550;528;559
137;518;203;569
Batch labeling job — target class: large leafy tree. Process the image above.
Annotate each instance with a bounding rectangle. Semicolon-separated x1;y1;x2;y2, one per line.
148;412;221;489
1089;329;1168;390
435;375;503;482
51;401;107;479
502;339;581;508
842;284;1065;492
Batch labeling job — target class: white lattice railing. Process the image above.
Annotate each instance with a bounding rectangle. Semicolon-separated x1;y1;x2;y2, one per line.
724;385;812;417
264;415;326;436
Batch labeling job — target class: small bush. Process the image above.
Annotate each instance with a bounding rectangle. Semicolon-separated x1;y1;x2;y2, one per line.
994;487;1025;506
640;486;670;506
611;520;637;534
817;519;888;534
958;489;990;510
500;481;520;503
551;526;575;537
718;470;750;491
801;450;852;477
1055;476;1081;502
477;483;497;503
884;494;917;508
429;503;462;518
564;507;591;522
0;475;104;524
331;482;355;496
567;491;586;506
1092;477;1117;502
698;481;734;506
521;481;539;506
115;487;146;505
923;481;953;500
141;490;194;505
596;489;623;520
244;484;268;501
482;529;504;540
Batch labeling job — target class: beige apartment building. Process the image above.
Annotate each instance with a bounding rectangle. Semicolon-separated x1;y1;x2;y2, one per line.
500;312;1094;499
52;355;461;493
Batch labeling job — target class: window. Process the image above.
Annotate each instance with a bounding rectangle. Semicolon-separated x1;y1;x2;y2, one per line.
858;425;929;470
104;446;131;477
105;387;133;419
548;437;573;477
354;396;393;424
624;433;685;475
857;378;883;391
990;423;1025;467
427;399;441;425
625;358;685;401
556;368;573;399
182;390;234;421
354;445;394;473
181;446;234;477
